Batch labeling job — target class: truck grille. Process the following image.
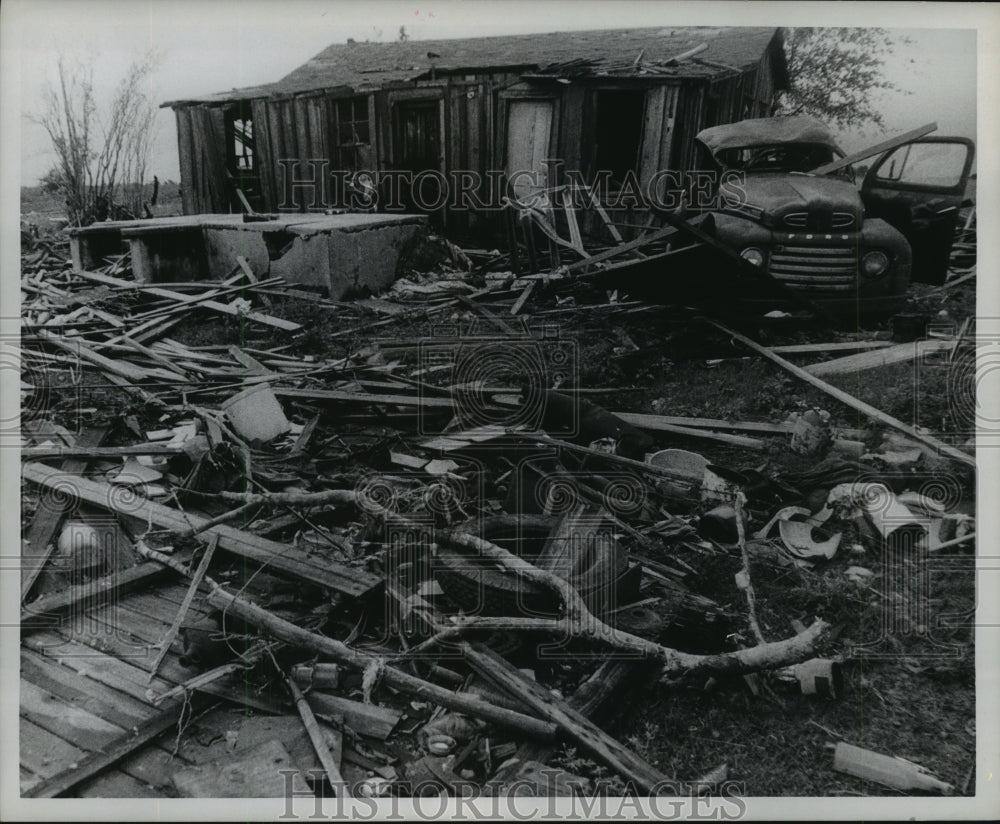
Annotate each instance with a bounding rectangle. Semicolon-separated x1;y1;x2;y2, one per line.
768;245;858;292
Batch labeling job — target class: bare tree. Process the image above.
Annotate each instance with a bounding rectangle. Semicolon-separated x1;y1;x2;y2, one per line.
34;54;158;226
777;28;912;132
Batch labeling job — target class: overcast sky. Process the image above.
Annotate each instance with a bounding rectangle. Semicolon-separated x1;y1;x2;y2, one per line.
6;0;980;185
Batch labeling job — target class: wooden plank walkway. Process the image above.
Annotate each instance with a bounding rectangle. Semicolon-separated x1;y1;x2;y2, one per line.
19;580;223;797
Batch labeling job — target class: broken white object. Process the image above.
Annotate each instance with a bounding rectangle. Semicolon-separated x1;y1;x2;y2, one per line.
111;458;163;485
826;482;923;538
701;467;738;506
778;520;842;560
754;505;812;540
221;384;290;442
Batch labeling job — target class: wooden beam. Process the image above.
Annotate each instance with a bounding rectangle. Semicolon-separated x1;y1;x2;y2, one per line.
565;225;679;273
705;319;975;469
803;339;955;377
810;122;937;176
147;535;218;683
21;550;191;630
275;387;455;408
73;268;301;332
460;641;668;796
21;462;381;599
21;445;184;460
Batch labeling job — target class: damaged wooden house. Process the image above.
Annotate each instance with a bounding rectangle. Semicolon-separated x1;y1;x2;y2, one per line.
163;26;788;227
68;27;787;301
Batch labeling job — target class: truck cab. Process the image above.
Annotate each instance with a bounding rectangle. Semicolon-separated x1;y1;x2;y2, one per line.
694;116;974;316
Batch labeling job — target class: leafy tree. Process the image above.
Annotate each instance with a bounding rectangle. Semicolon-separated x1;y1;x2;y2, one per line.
777;28;911;131
33;54;158;226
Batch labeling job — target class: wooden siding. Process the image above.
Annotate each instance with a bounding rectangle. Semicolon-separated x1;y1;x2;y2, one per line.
171;48;783;222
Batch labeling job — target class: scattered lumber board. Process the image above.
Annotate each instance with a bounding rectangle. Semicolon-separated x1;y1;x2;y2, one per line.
810;122;937;176
304;692;401;740
706;320;975;469
74;268;301;332
21;462;380;599
275;387;454;408
804;339;955;377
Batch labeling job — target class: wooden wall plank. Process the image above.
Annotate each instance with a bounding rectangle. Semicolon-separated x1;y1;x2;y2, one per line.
174;109;197;215
251;99;276;211
638;86;666;188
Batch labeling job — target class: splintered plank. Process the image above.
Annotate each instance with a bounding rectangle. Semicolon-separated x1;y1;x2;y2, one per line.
20;679;128;752
304;692;402;740
706;319;976;469
803;338;955;377
20;717;88;780
73;268;301;332
22;462;381;599
21;550;191;631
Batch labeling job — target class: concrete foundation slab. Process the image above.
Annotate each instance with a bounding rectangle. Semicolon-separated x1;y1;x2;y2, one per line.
69;213;428;298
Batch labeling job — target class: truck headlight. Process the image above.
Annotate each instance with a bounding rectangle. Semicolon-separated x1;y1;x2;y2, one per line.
862;250;890;278
740;247;765;267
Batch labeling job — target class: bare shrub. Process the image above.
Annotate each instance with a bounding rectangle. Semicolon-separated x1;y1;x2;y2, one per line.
33;54;157;226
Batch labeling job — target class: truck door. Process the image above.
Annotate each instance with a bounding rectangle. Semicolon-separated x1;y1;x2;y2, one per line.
861;137;974;285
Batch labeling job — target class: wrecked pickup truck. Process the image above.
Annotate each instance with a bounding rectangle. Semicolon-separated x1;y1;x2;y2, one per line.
693;116;974;315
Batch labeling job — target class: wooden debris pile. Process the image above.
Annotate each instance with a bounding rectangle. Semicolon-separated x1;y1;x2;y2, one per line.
18;222;974;800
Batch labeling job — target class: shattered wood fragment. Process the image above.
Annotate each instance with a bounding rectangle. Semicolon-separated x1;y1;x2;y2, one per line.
303;692;401;741
460;641;668;795
131;537;557;740
210;486;830;678
21;425;109;603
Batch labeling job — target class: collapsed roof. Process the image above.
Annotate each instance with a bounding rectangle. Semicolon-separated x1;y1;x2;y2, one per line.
163;26;786;106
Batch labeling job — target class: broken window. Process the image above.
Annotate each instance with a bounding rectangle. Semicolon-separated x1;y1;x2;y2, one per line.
330;96;372;172
593;90;645;185
225;111;255;174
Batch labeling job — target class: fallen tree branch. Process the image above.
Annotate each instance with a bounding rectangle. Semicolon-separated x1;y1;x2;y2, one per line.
212;487;831;680
130;541;558;741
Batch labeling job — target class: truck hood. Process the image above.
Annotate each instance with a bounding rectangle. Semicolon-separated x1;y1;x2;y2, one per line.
726;173;863;231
